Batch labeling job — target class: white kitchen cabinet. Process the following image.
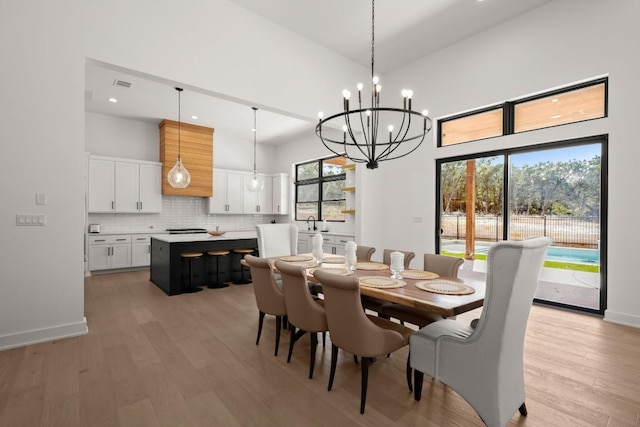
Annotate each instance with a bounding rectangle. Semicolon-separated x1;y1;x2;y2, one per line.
243;173;272;214
131;235;151;267
88;156;162;213
321;234;354;255
208;169;244;214
88;235;132;271
88;158;115;212
271;173;289;215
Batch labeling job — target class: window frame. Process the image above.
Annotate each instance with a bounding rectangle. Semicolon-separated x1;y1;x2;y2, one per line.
294;155;346;222
437;77;608;147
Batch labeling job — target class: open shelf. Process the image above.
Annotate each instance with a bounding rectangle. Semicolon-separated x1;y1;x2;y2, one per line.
342;164;356;170
341;209;356;214
342;187;356;192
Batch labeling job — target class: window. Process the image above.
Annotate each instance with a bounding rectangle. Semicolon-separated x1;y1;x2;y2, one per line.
438;78;607;147
295;156;347;221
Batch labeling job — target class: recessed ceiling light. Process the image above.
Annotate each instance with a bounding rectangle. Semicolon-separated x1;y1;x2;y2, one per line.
551;114;561;119
108;97;118;103
191;115;198;120
551;98;559;103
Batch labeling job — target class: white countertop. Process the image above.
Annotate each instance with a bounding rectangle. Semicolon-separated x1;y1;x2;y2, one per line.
298;230;355;237
150;230;257;243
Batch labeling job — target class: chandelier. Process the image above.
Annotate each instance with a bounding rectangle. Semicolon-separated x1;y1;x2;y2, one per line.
315;0;432;169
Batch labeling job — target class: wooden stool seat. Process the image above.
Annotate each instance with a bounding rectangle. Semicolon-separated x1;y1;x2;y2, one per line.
232;248;255;284
180;252;204;293
207;250;230;289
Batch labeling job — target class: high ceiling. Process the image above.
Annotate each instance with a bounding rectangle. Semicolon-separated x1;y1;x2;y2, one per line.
85;0;553;145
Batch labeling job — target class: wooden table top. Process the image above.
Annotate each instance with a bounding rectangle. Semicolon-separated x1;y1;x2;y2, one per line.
271;255;485;318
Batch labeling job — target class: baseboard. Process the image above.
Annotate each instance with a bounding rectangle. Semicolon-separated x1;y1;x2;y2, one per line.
0;317;88;351
604;310;640;329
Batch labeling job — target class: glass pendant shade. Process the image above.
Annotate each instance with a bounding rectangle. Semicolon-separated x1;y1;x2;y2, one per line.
167;156;191;188
245;173;264;192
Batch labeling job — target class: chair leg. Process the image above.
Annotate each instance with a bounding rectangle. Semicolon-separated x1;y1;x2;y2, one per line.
287;324;296;363
309;332;318;379
519;403;528;416
406;352;413;392
256;311;265;345
360;357;369;414
275;315;281;356
322;331;326;347
328;344;339;391
414;370;424;401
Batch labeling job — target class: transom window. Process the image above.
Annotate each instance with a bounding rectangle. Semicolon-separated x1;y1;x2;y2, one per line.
439;78;607;147
295;156;347;222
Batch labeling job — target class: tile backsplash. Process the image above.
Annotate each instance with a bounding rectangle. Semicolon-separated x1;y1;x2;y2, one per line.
87;196;355;235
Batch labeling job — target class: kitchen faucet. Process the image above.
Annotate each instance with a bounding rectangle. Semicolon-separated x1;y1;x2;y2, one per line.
306;216;317;231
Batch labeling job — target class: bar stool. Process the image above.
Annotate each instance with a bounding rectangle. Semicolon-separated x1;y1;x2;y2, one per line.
232;248;255;284
180;252;204;294
207;250;230;289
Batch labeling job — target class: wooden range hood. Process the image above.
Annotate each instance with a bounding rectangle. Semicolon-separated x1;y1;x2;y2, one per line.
159;119;213;197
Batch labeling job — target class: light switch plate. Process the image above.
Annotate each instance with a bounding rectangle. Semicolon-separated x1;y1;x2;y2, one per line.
16;214;46;226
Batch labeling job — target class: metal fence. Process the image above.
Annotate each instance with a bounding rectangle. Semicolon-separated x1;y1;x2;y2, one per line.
441;214;600;248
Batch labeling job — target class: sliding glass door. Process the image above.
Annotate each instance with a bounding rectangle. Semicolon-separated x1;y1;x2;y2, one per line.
438;139;606;314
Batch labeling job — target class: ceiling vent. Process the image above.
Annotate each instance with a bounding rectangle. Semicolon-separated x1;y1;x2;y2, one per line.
113;79;131;88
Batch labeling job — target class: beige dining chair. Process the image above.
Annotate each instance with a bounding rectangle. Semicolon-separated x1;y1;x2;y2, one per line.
355;245;376;261
244;254;287;356
312;269;414;414
381;254;464;327
410;237;551;427
382;248;415;269
256;223;298;258
275;260;328;379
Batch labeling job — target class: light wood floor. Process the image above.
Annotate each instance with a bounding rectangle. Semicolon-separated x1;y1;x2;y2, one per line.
1;270;639;426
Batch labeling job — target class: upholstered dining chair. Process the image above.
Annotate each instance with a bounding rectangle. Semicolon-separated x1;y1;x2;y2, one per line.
275;260;328;379
382;249;415;269
381;254;464;327
244;254;287;356
410;237;551;427
355;245;376;261
312;269;414;414
256;223;298;258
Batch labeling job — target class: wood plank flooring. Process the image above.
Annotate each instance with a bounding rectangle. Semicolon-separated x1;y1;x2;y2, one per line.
1;270;639;426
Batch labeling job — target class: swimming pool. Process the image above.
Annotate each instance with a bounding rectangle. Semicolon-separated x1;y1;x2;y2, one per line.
442;241;600;265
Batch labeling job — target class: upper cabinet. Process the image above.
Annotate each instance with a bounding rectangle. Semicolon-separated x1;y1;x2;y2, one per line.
88;155;162;213
272;173;289;215
208;169;244;214
159;119;213;198
243;173;272;214
208;169;289;215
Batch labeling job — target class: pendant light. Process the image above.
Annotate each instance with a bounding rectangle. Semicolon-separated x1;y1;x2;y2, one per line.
167;87;191;188
246;107;264;192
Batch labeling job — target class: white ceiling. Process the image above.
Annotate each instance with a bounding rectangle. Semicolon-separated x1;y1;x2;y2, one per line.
84;0;553;145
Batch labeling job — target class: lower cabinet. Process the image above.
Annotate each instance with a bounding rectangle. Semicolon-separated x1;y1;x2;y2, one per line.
131;236;151;267
300;232;354;256
88;234;152;271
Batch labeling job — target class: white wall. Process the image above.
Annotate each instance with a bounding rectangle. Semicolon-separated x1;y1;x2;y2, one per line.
367;0;640;326
0;0;88;349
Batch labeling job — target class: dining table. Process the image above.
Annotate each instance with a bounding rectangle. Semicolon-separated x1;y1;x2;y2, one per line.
271;254;485;318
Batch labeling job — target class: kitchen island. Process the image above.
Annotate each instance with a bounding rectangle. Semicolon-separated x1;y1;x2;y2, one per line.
150;231;258;295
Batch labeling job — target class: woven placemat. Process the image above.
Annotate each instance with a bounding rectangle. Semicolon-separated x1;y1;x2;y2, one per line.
355;262;389;271
415;280;475;295
402;270;439;280
322;256;346;264
359;276;406;289
279;255;313;262
308;267;354;276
